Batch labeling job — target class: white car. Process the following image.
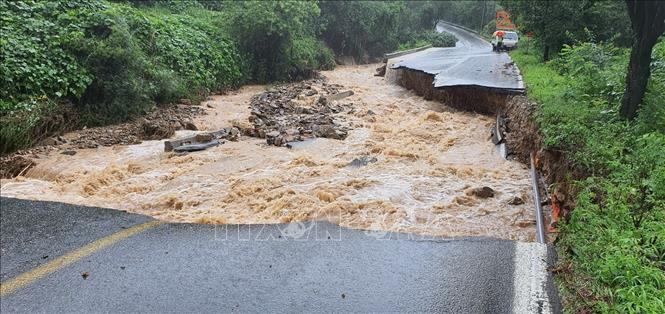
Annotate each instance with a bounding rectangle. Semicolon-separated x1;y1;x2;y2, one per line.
492;31;519;51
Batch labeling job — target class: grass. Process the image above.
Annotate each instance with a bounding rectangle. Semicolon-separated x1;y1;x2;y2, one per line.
511;44;665;313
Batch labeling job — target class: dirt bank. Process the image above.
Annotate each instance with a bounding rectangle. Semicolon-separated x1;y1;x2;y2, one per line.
502;95;585;222
396;69;509;115
392;66;581;235
1;65;537;241
0;104;204;179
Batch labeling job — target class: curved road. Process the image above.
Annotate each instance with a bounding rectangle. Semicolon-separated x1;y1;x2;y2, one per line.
392;22;524;92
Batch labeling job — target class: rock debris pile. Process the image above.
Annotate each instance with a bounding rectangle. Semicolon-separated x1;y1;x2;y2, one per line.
71;104;204;149
245;78;355;147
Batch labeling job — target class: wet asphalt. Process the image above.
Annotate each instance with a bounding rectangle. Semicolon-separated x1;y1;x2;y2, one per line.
1;197;524;313
391;22;524;92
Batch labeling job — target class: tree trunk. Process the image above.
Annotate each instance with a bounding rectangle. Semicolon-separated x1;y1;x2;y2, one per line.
620;1;665;120
620;38;654;119
543;45;550;61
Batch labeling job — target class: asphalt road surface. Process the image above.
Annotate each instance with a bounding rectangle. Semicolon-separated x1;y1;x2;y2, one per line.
391;21;524;92
0;197;559;313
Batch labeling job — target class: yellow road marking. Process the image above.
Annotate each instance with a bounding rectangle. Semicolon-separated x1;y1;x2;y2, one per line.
0;220;164;297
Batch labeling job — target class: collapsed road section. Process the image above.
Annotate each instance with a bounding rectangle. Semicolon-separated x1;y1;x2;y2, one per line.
391;21;524;93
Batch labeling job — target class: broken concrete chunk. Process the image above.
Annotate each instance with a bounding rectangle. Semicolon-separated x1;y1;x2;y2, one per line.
304;89;318;96
325;90;354;102
194;133;214;142
165;130;227;152
375;64;387;77
173;140;220;152
211;127;240;141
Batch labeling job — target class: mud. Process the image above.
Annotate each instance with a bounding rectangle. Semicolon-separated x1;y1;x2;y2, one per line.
0;64;536;241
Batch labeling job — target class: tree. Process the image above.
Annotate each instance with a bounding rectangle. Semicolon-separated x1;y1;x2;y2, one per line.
501;0;633;61
225;1;321;82
319;1;408;60
619;1;665;120
501;0;585;61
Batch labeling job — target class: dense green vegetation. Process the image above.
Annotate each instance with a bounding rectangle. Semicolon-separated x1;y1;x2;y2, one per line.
505;1;664;311
1;0;248;153
512;38;665;313
502;0;632;60
2;0;478;155
398;31;457;52
0;0;335;154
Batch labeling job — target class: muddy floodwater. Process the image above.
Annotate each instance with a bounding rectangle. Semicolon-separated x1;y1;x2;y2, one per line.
0;65;536;241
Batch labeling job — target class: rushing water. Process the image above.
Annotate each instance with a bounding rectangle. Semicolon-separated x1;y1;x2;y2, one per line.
0;65;535;241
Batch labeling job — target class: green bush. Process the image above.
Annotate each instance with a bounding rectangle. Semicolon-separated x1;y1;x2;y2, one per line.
426;31;457;47
0;1;98;151
320;1;410;59
0;0;245;153
288;37;336;76
223;1;323;82
397;31;457;52
512;40;665;313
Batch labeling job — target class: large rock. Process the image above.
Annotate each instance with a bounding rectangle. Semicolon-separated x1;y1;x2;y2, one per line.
467;187;496;198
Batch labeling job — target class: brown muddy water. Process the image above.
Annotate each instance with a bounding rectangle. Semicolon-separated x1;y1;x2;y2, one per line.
0;65;535;241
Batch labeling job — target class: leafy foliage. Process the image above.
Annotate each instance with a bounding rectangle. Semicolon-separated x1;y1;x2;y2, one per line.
407;1;496;34
223;1;324;82
501;0;632;60
320;1;411;60
512;40;665;313
398;31;457;51
1;0;337;154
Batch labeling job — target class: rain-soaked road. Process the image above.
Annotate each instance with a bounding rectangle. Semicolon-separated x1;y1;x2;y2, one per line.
392;21;524;92
1;21;557;313
1;197;558;313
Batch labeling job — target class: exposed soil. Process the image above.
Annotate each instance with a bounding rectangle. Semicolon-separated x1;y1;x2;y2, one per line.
397;69;509;115
391;65;577;240
0;105;204;179
502;95;587;222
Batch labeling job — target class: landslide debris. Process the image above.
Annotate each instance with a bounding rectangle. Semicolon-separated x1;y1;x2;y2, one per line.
0;104;205;179
245;78;355;146
71;105;204;149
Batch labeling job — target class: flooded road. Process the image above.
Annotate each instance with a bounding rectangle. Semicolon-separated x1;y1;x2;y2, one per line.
0;65;535;241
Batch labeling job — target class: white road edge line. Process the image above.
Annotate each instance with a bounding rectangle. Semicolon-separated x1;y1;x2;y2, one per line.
512;242;552;314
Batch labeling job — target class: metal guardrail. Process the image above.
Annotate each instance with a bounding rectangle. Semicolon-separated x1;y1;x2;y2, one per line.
437;20;480;35
530;153;546;243
383;45;432;62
